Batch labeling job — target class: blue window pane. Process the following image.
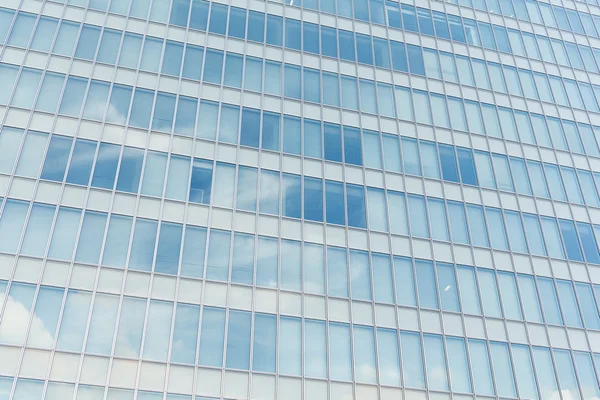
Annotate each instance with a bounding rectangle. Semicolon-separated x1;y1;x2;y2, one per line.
28;286;64;349
574;352;600;399
36;72;65;113
152;92;176;132
282;174;301;219
231;233;254;285
53;21;79;56
305;320;327;379
328;247;349;298
15;131;47;179
259;170;280;215
48;207;81;261
255;236;278;288
339;30;356;61
304;177;323;222
439;144;459;182
490;342;517;398
266;15;283;46
349;250;371;301
279;317;301;375
448;201;469;245
469;339;494;396
75;25;101;60
556;280;582;327
140;151;167;197
553;350;580;400
8;13;36;47
198;307;226;367
329;322;352;381
0;9;15;44
171;304;200;364
436;263;459;312
517;274;543;323
478;268;502;318
346;184;366;228
486;207;508;250
102;215;133;268
206;230;231;281
377;328;401;386
537;277;563;325
283;116;301;155
394;256;416;306
424;335;449;391
262;112;280;151
497;272;522;320
170;0;191;26
165;155;190;201
541;217;565;259
575;283;600;330
253;314;276;373
236;166;257;212
511;345;539;400
401;332;425;389
0;282;35;344
457;265;481;315
128;219;158;271
428;198;449;241
13;380;43;400
354;326;377;383
576;222;600;264
408;195;429;238
343;127;362;165
240;108;260;148
466;204;489;247
116;147;144;193
457;147;478;185
532;347;559;400
446;337;472;393
189;0;209;30
41;135;72;182
155;223;183;275
56;290;92;352
559;219;584;261
74;211;107;264
91;143;120;189
20;203;54;258
324;123;343;162
58;76;88;116
247;11;265;42
203;50;223;84
415;260;438;309
281;240;301;291
372;254;393;303
181;226;207;278
226;310;251;370
143;300;173;361
284;18;301;50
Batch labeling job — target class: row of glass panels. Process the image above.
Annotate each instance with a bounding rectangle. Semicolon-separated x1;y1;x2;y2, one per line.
23;0;600;75
9;9;600;118
8;4;600;112
4;111;600;212
3;198;600;330
4;59;600;165
0;278;599;397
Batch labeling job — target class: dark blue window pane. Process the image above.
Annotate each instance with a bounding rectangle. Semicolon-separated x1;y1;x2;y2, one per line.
401;4;418;31
304;177;323;222
116;147;144;193
129;88;154;129
390;41;408;72
170;0;191;27
240;108;260;148
247;11;265;42
162;41;184;76
285;19;301;50
339;30;355;61
66;139;96;186
417;8;434;35
439;144;459;183
347;184;366;228
324;123;343;162
373;38;390;68
155;223;183;275
228;7;246;39
91;143;120;189
190;0;209;31
189;159;213;204
321;26;337;58
576;222;600;264
457;148;478;185
208;3;227;35
283;174;301;218
266;15;283;46
448;15;466;42
356;34;373;65
182;44;203;81
559;220;584;262
407;44;425;75
432;11;451;39
75;25;101;60
326;180;345;225
203;50;223;84
41;135;72;182
303;22;319;54
343;127;362;166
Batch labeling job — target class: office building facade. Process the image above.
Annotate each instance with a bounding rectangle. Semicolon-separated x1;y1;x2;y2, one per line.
0;0;600;398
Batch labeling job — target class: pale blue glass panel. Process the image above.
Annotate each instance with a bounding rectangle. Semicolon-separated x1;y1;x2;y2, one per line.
75;25;101;60
8;13;36;47
537;277;563;325
553;350;581;400
575;283;600;330
35;72;65;113
0;9;14;44
469;340;494;396
457;266;481;315
416;260;438;309
16;132;47;178
372;254;393;304
559;219;584;262
253;313;276;373
353;326;377;384
213;163;235;208
82;80;109;120
48;207;81;260
556;280;582;327
446;337;471;393
118;33;142;68
140;152;167;197
466;204;488;247
490;342;517;397
128;219;158;272
189;159;213;205
27;286;63;348
330;322;352;381
497;272;522;320
20;203;55;257
56;290;92;352
533;347;559;400
544;164;566;201
377;328;401;386
346;184;366;228
577;169;600;207
114;297;146;357
511;345;539;400
106;85;132;125
382;134;401;173
218;104;240;144
478;268;502;318
224;54;242;88
41;135;72;182
281;240;301;291
143;300;173;361
401;332;425;389
0;127;23;175
13;379;43;400
304;119;321;159
436;263;459;312
423;335;449;391
198;307;226;367
517;274;542;322
305;320;327;379
226;310;252;370
325;247;349;297
350;250;371;301
53;20;79;56
265;61;282;96
474;151;495;188
363;131;382;170
86;294;119;355
0;64;19;105
407;195;429;238
74;211;107;264
140;37;163;72
12;68;42;109
256;236;278;288
428;198;449;241
155;223;183;275
171;304;200;364
388;191;408;235
448;201;469;244
522;214;546;256
162;41;184;76
367;188;387;232
151;92;176;132
182;44;203;81
206;230;231;281
504;211;528;253
345;127;363;166
59;76;88;117
576;222;600;264
231;233;254;285
304;243;325;295
115;147;144;193
181;226;207;279
91;142;120;189
0;283;35;344
0;377;11;400
304;177;323;222
45;382;75;400
165;155;190;201
485;207;508;250
573;352;600;400
394;256;416;306
279;317;301;376
541;217;565;259
244;57;262;92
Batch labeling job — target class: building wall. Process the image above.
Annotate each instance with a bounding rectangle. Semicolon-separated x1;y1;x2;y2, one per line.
0;0;599;398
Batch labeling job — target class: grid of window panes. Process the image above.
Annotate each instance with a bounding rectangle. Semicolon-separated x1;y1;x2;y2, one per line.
1;0;600;399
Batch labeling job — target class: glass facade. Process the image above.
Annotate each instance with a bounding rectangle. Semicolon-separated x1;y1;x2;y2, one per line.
1;0;600;398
